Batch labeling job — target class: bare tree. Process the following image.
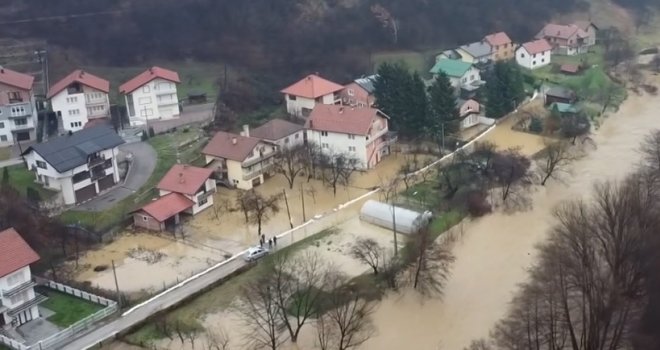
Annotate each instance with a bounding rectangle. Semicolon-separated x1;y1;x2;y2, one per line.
351;238;384;275
205;328;230;350
489;148;532;205
537;141;578;186
379;176;401;256
316;272;376;350
319;152;359;196
243;190;282;236
273;144;307;189
235;191;252;224
640;130;660;175
236;276;287;349
402;227;455;297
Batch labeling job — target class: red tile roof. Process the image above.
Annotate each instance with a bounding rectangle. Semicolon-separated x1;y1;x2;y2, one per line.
306;105;388;136
0;67;34;91
47;70;110;99
280;74;344;99
157;164;214;195
137;193;195;222
536;23;588;40
484;32;512;47
203;131;268;162
520;39;552;55
119;66;180;94
250;119;303;142
0;228;40;278
560;64;580;73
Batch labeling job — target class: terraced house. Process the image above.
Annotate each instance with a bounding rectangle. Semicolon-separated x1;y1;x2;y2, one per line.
0;67;37;147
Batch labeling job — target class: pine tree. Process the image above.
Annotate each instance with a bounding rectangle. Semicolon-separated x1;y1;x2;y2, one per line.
405;72;430;138
485;62;525;118
374;62;412;133
428;72;460;138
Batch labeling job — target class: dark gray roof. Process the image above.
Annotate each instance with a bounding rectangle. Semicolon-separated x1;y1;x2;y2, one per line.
354;75;378;94
24;125;124;173
546;85;575;99
459;41;492;58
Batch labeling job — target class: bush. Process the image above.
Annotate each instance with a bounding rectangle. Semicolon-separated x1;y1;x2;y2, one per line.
529;117;544;134
466;191;491;217
140;132;149;141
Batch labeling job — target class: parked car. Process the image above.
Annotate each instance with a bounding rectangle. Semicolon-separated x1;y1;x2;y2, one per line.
243;246;269;262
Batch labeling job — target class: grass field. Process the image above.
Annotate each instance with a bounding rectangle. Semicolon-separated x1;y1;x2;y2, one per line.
371;48;443;76
60;130;207;230
41;290;104;328
3;165;57;199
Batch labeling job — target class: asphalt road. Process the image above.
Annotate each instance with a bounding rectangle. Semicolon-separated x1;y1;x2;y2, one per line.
75;142;157;212
149;103;214;134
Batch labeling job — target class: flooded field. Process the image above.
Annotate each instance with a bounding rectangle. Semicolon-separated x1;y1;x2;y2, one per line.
479;100;549;156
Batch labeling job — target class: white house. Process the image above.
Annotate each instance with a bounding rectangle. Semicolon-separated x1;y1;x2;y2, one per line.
306;105;394;169
47;70;110;132
248;119;304;149
156;164;216;215
0;67;38;147
516;39;552;70
429;59;482;91
456;41;493;64
22;125;125;205
0;228;44;328
280;74;343;117
202;131;278;190
119;66;180;126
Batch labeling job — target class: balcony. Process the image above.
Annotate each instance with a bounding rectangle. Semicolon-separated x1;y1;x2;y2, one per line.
91;168;106;181
10;123;34;131
242;151;276;168
242;162;274;180
7;293;47;317
88;155;106;168
2;280;36;298
197;187;216;202
7;102;32;118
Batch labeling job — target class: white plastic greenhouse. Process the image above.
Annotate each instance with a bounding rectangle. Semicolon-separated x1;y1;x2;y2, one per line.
359;200;433;235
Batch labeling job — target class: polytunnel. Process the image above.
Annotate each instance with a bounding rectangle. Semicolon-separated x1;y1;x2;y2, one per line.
359;200;433;235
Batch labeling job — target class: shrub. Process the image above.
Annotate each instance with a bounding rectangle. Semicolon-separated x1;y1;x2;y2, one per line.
466;191;491;217
529;117;544;134
148;127;155;137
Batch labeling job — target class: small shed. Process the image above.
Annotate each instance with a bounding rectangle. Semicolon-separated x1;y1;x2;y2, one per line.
359;200;433;235
132;193;194;232
560;64;580;75
543;85;576;106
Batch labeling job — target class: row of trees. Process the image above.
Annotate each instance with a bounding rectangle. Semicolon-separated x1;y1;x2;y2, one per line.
484;62;526;119
466;130;660;350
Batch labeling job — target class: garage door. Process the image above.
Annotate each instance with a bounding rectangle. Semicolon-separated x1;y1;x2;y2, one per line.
97;174;115;192
15;131;30;142
75;184;97;204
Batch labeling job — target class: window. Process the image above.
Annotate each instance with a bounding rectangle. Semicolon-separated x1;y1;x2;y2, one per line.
72;171;90;183
295;133;300;139
520;53;525;58
0;135;6;142
348;134;355;140
142;85;151;93
138;97;152;105
541;58;545;63
232;179;239;185
470;75;475;81
532;60;537;66
462;77;467;83
14;118;27;126
347;89;355;96
321;131;328;137
348;146;356;152
288;95;297;101
142;215;149;221
199;197;208;206
6;270;23;286
284;137;290;144
0;122;4;129
11;106;25;115
66;96;78;103
7;91;21;102
68;109;80;116
70;121;82;128
140;108;154;117
322;143;329;148
126;94;135;117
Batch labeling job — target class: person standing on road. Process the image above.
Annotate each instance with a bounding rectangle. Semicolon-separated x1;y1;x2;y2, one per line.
273;236;277;246
268;239;273;249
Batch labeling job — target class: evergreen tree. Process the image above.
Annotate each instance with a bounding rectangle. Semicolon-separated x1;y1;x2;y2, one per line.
428;72;460;137
405;72;430;137
485;62;525;118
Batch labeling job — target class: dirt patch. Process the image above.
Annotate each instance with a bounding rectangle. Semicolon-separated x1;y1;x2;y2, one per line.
127;246;166;264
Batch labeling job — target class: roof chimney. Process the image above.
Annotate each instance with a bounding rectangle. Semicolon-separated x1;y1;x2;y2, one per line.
339;107;344;114
149;67;154;74
232;137;237;145
79;70;85;78
242;124;250;137
179;172;185;184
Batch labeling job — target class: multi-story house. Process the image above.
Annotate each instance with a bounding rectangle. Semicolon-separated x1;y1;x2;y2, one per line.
249;119;304;149
484;32;515;61
119;66;180;126
203;131;278;190
535;23;592;56
429;59;482;92
456;41;493;64
22;125;124;205
574;21;598;47
156;164;216;215
457;98;482;130
280;74;343;117
47;70;110;132
306;105;394;169
339;75;378;107
0;227;44;327
0;67;37;147
516;39;553;70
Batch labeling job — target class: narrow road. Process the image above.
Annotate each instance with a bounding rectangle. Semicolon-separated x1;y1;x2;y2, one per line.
75;142;157;212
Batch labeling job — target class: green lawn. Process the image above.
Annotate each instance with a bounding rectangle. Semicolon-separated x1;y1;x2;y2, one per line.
41;290;104;328
371;47;443;77
60;130;206;230
3;165;57;200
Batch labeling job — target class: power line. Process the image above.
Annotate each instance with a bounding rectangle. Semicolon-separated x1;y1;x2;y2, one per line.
0;10;122;25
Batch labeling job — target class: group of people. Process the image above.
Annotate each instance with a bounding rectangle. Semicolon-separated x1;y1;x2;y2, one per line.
260;234;277;249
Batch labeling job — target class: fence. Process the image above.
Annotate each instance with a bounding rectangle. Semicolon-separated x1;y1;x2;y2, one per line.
37;278;117;307
0;335;28;350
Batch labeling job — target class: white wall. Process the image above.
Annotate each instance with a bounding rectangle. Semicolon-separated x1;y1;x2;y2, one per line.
308;129;369;169
273;130;304;149
51;90;87;132
516;48;551;70
0;265;39;325
459;66;481;86
126;78;179;126
284;93;337;117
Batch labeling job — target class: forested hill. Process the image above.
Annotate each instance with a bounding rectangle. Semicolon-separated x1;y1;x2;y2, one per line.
3;0;586;75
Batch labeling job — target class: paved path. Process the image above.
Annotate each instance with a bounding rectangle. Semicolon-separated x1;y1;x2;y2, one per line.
75;142;157;212
0;158;22;168
149;103;214;134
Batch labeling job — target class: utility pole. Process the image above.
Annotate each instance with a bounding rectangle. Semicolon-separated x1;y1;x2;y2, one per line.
300;183;306;222
282;189;293;229
111;260;122;307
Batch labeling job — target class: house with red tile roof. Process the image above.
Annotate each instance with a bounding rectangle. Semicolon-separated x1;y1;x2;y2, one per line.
157;164;216;215
119;66;181;126
280;74;343;117
0;228;45;327
48;70;110;132
484;32;516;61
339;75;378;108
202;130;278;189
516;39;553;70
0;67;37;147
535;23;592;56
132;193;195;232
306;105;394;169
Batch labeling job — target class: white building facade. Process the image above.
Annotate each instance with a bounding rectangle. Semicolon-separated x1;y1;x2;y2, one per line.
0;69;38;147
280;74;343;117
120;67;180;126
48;70;110;132
0;266;40;327
516;40;552;70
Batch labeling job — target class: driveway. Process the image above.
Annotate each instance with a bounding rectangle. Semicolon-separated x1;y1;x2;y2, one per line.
76;142;157;212
149;103;214;134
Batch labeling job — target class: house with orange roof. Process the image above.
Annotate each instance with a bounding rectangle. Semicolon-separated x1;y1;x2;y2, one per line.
157;164;216;215
535;23;592;56
132;193;195;232
280;74;343;117
305;105;394;169
0;228;44;327
119;66;181;126
484;32;515;61
48;70;110;132
202;130;278;189
0;67;37;147
516;39;553;70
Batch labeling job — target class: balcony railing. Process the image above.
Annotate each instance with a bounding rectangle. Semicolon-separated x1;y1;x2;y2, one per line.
10;123;34;131
2;280;36;298
8;102;32;118
88;155;106;168
7;293;47;317
242;162;274;180
242;151;276;168
197;187;216;202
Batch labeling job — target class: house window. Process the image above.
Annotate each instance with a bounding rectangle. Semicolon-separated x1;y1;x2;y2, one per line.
36;160;47;169
0;122;4;129
72;171;90;183
66;96;78;103
462;77;467;83
0;135;6;142
288;95;297;101
347;89;355;96
142;85;151;93
6;270;23;286
7;92;21;102
322;143;329;148
520;53;525;58
68;109;80;116
348;146;356;152
348;134;355;140
321;131;328;137
70;121;82;128
138;97;152;105
199;197;208;206
532;60;537;66
541;58;545;63
232;179;239;185
126;94;136;117
284;137;290;144
14;118;27;126
11;106;25;115
142;215;149;221
295;133;299;139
